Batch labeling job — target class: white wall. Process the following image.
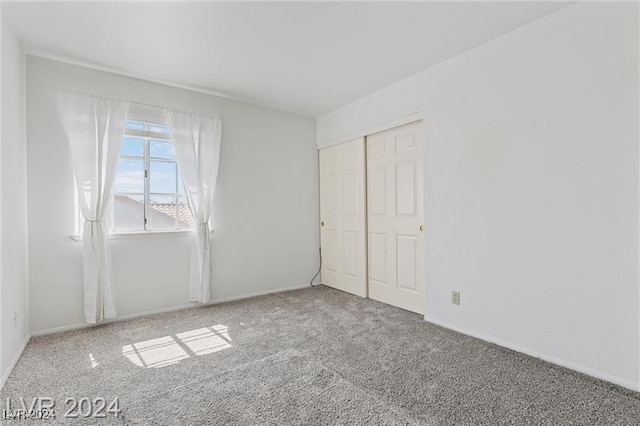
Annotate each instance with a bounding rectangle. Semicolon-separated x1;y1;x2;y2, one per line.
27;56;318;334
317;2;640;389
1;12;30;386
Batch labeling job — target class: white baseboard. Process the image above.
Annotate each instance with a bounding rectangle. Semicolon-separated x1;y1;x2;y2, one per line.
31;283;311;337
204;283;310;306
30;303;196;337
1;333;31;391
424;316;640;393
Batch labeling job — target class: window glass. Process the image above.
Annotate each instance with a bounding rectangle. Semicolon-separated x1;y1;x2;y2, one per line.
150;161;177;194
149;195;177;230
113;194;145;232
121;137;144;157
108;118;193;232
149;140;175;160
114;159;144;194
177;197;193;229
149;124;171;135
125;121;145;131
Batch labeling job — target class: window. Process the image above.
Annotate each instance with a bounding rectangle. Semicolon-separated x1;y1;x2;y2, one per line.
112;120;194;232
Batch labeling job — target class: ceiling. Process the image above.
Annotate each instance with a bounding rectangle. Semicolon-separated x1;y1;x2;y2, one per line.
2;2;570;117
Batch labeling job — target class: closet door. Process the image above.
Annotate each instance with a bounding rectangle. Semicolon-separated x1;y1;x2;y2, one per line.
367;121;425;314
319;138;367;297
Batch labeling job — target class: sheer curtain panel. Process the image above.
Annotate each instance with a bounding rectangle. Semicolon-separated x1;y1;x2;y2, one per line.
165;109;222;303
58;91;129;323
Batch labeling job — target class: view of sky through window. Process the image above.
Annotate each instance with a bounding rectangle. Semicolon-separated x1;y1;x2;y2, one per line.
111;121;193;231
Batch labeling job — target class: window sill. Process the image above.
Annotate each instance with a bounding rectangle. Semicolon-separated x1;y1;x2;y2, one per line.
70;229;197;242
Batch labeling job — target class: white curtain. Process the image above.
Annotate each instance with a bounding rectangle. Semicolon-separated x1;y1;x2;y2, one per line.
165;109;222;303
58;91;129;324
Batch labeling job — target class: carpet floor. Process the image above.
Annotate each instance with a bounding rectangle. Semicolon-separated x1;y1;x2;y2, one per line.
2;286;640;425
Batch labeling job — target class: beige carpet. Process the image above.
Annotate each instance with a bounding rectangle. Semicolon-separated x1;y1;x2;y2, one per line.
2;286;640;424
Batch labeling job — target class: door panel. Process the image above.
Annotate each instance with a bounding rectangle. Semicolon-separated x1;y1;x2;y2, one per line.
323;173;338;215
368;166;386;215
324;230;339;273
342;231;358;277
342;170;357;215
369;233;388;285
396;235;417;291
396;162;416;216
369;138;387;158
367;121;424;314
319;138;367;297
396;133;416;153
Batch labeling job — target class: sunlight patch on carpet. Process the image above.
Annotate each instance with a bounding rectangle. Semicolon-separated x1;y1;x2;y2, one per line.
122;324;232;368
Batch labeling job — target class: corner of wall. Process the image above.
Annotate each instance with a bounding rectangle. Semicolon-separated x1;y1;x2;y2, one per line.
0;333;29;390
636;0;640;391
21;21;30;342
1;9;31;389
0;6;5;384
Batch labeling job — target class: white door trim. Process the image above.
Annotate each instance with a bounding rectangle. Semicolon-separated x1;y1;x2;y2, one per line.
317;111;424;150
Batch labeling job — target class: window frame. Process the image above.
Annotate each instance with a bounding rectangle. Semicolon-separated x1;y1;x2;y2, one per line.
112;121;191;233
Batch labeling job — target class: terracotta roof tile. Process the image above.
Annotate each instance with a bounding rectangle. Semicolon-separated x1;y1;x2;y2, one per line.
150;203;194;225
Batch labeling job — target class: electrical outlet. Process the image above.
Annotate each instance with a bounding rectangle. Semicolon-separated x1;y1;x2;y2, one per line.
12;311;18;328
451;291;460;306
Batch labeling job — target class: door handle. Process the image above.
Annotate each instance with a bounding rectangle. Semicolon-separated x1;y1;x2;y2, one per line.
321;221;325;227
419;225;423;232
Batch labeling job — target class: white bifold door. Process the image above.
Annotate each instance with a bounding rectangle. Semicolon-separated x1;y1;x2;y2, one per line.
367;121;425;314
319;138;367;297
